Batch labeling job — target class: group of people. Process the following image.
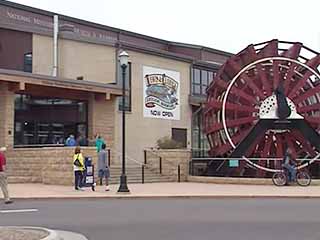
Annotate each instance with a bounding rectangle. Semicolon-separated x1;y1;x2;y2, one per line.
0;134;110;204
73;134;110;191
65;133;104;147
65;134;87;147
0;139;300;203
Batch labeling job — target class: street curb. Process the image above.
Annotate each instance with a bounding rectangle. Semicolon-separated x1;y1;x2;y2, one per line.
9;195;320;200
0;226;59;240
187;176;320;186
56;230;88;240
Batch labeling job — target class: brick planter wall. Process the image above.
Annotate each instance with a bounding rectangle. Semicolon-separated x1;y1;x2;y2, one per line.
6;147;98;185
145;149;191;182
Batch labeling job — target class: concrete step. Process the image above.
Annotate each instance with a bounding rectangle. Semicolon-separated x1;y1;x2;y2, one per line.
109;175;173;182
6;162;175;184
109;178;175;184
109;174;168;179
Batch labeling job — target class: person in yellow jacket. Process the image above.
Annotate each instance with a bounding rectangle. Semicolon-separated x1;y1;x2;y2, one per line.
73;146;85;191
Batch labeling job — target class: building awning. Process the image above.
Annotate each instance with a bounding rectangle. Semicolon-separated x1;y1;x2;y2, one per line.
0;68;122;99
189;95;207;106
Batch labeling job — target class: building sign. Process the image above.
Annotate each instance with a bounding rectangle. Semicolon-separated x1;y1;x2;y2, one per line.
0;6;117;42
143;66;180;120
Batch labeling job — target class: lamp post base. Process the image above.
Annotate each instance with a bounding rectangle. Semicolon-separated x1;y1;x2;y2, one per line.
117;175;130;193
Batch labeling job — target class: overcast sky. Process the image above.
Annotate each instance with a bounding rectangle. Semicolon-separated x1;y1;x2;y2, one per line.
8;0;320;54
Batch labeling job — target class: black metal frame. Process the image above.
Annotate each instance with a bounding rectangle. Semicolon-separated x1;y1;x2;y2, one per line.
230;119;320;158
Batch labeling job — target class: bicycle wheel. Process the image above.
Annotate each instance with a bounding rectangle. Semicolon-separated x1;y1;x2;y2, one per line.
296;172;311;186
272;172;287;186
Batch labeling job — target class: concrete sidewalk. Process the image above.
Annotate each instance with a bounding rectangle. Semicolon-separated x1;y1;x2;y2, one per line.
4;182;320;199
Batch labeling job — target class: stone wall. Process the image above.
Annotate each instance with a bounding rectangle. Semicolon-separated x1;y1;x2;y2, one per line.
88;94;116;164
0;83;14;148
145;149;191;182
6;147;98;185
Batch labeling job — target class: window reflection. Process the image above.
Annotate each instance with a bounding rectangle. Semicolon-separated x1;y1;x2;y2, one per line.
14;94;88;146
191;67;216;96
23;53;32;73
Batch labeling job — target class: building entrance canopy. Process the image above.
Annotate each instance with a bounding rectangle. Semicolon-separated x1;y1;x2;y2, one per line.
0;68;122;98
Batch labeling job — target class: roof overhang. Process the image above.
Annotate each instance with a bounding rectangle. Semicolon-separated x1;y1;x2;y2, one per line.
189;94;207;106
0;68;122;99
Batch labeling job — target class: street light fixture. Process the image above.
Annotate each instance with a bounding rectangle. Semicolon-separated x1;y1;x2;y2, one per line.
118;50;130;193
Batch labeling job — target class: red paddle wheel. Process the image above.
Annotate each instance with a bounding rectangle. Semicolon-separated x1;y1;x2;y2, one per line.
204;40;320;176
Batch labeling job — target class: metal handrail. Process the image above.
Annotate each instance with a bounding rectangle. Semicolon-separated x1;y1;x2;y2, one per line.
113;150;145;166
144;149;163;174
145;148;161;158
191;157;320;161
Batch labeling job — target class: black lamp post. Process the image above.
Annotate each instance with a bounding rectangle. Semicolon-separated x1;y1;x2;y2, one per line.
118;50;130;193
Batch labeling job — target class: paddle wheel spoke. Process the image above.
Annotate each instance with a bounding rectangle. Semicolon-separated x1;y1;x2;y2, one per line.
284;133;298;158
256;64;272;96
215;79;258;103
204;100;258;114
272;60;280;90
291;130;317;157
257;40;278;58
257;133;273;177
292;84;320;105
206;116;257;134
228;59;265;99
273;134;285;169
304;116;320;125
288;55;320;99
283;62;298;95
215;129;251;155
281;43;302;59
297;103;320;113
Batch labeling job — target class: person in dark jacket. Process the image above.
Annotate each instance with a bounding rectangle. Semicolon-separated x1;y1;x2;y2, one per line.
283;148;297;182
97;143;110;191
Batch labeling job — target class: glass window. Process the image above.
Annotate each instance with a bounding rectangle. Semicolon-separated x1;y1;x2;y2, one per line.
208;72;214;84
193;69;201;84
191;106;210;157
202;85;207;95
201;70;208;87
172;128;187;148
193;85;201;95
191;67;216;96
23;53;32;73
14;94;88;146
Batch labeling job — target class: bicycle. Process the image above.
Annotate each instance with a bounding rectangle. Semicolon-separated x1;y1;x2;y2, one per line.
272;166;311;186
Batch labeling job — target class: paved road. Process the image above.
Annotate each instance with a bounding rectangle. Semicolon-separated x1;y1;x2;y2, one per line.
0;198;320;240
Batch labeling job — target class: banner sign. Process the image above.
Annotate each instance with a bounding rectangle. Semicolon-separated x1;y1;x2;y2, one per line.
0;6;117;42
143;66;180;120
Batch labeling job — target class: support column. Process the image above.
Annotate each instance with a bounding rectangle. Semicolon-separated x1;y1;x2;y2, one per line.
88;93;116;164
0;83;14;148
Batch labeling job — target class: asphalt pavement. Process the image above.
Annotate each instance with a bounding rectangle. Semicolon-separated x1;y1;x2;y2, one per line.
1;198;320;240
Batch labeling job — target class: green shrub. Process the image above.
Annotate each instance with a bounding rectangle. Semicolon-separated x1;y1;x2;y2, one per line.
156;136;183;149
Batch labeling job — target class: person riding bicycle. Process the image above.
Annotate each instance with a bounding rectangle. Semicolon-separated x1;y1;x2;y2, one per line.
283;148;298;182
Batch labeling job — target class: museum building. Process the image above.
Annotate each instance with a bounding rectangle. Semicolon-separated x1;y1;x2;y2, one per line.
0;0;232;180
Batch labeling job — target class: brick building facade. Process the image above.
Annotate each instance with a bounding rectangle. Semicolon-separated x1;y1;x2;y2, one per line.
0;1;232;183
